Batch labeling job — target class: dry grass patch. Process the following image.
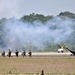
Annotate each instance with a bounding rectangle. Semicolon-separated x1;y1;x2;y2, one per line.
0;57;75;74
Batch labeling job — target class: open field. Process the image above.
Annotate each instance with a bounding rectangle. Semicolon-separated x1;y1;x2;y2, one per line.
0;52;75;74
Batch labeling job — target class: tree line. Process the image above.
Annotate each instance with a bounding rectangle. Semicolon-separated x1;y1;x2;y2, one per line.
20;11;75;22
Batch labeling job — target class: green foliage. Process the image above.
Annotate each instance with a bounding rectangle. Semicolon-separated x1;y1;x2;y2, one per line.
20;13;53;22
58;11;75;18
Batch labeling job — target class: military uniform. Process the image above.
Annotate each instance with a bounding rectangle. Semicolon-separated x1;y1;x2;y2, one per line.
22;50;26;57
7;49;11;57
28;50;32;57
1;51;5;57
15;50;19;57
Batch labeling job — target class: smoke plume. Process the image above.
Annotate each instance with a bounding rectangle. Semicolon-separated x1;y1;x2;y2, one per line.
1;17;75;52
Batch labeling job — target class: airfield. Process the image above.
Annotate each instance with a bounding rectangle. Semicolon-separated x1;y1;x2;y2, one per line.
0;52;75;74
0;52;73;58
32;52;72;57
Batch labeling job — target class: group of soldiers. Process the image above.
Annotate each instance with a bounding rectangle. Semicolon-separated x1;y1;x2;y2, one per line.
1;49;32;57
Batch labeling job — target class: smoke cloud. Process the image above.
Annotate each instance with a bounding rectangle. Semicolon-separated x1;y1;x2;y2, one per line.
1;17;75;52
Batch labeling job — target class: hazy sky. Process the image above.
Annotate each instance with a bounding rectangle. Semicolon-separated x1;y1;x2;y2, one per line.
0;0;75;19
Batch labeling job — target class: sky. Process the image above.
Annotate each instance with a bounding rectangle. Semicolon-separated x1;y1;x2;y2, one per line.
0;0;75;19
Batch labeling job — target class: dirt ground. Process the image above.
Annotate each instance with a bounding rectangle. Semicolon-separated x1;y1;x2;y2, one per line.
0;52;75;74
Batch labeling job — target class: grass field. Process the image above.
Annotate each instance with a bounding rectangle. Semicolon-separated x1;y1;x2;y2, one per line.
0;55;75;74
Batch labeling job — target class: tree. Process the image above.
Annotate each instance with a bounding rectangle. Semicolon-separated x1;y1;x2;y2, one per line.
20;13;53;22
58;11;75;18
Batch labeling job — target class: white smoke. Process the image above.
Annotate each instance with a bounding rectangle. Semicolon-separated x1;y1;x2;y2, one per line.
2;17;74;51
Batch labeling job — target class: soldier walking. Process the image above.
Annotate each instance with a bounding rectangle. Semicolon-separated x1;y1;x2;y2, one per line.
22;50;26;57
28;50;32;57
15;50;19;57
7;49;11;57
1;50;5;57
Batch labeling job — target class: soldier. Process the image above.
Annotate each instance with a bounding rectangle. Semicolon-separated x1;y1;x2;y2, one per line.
28;50;32;57
7;49;11;57
1;50;5;57
22;50;26;57
15;50;19;57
